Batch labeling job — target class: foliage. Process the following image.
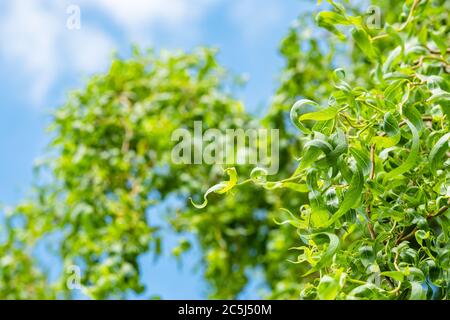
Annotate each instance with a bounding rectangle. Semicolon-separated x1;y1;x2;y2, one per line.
0;0;449;300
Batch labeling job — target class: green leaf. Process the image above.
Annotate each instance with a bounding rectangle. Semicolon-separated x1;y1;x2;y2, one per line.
430;30;447;56
381;271;404;282
359;246;375;267
317;275;340;300
415;230;430;246
428;88;450;104
317;11;349;25
274;208;306;229
250;167;268;185
371;112;401;148
383;121;419;183
348;283;387;299
402;105;423;132
263;181;309;193
429;132;450;174
311;209;330;228
383;46;403;73
325;187;339;213
351;28;376;60
190;168;237;209
350;147;371;175
304;139;333;155
299;107;339;121
384;80;407;102
409;282;427;300
329;129;348;160
303;232;340;275
290;99;320;134
326;168;364;226
316;12;348;40
295;147;322;174
383;112;400;136
282;182;309;193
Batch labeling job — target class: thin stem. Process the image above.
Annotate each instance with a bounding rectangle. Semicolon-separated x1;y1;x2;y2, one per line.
396;0;420;32
427;205;449;220
371;0;419;42
369;144;376;180
396;205;449;244
425;45;450;54
366;144;376;240
412;55;450;70
371;34;389;41
347;278;367;285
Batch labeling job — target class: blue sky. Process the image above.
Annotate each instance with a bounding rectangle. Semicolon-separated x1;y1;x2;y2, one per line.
0;0;314;299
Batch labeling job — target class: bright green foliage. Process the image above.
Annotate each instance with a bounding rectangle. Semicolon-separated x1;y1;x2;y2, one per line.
203;0;450;299
1;0;449;300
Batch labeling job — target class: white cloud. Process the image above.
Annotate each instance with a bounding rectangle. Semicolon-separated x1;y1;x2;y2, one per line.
83;0;217;40
0;0;220;107
0;0;59;103
229;0;285;43
63;27;115;75
92;0;194;30
0;1;115;106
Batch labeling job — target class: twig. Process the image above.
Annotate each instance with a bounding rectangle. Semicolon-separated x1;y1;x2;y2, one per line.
425;45;450;55
395;205;449;245
427;205;449;220
369;144;376;180
395;226;418;245
366;144;376;240
412;55;450;70
366;205;376;240
394;251;400;271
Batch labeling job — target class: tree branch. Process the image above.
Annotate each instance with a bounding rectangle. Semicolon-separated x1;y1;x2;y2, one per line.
396;205;449;245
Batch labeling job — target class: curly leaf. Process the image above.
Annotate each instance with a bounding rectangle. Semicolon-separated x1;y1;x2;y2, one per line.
190;168;237;209
326;168;364;226
290;99;320;134
371;112;401;148
303;232;340;276
383;120;419;183
429;132;450;175
250;167;268;185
